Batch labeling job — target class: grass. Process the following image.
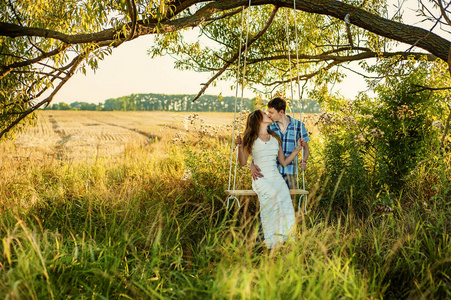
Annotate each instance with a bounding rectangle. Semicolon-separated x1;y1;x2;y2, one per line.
0;111;450;299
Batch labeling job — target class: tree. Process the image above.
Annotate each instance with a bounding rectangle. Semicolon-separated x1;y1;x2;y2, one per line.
58;102;72;111
1;0;451;138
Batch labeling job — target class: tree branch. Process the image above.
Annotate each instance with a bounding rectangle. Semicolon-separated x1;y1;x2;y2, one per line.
246;51;436;65
1;0;450;61
0;54;85;139
409;84;451;94
0;44;70;80
204;7;244;24
259;60;341;86
6;0;45;54
192;5;279;101
10;70;65;80
437;0;451;27
125;0;138;40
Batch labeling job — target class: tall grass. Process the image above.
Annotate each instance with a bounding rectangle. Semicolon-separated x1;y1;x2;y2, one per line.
1;132;450;299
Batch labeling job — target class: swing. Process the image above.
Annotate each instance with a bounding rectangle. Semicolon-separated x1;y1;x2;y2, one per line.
225;189;308;196
226;1;308;213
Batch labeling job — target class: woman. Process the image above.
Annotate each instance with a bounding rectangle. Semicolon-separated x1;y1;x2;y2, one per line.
236;110;303;249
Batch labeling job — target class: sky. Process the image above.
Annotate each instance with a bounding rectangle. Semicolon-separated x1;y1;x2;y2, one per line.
52;33;368;104
51;1;431;105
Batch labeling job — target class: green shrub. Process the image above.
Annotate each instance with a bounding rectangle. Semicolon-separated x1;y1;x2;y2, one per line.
314;59;448;213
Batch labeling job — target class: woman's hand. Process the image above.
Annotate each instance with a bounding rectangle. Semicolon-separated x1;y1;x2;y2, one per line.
296;138;305;150
235;135;243;146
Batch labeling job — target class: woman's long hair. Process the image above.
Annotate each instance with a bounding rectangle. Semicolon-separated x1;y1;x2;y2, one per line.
242;110;281;153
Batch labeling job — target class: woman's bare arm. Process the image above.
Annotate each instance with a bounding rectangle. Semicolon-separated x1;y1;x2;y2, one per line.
237;136;250;166
277;138;302;167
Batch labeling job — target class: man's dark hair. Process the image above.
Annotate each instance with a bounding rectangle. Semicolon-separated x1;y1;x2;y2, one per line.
267;97;286;113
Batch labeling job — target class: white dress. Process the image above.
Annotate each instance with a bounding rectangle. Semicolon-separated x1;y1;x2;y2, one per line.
251;136;296;248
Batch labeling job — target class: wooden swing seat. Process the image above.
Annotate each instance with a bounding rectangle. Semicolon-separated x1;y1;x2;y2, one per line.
225;189;308;196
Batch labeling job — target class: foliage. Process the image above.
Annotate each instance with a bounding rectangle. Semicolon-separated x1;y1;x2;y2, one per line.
313;93;371;213
151;2;393;96
314;58;450;212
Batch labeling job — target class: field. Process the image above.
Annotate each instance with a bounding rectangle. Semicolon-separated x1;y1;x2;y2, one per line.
1;110;450;299
3;111;318;161
3;111;236;160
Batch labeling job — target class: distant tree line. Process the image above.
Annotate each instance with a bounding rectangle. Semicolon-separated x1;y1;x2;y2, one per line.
43;93;322;113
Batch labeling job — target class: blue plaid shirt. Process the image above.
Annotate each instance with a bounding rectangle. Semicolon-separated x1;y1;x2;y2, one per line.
268;116;310;175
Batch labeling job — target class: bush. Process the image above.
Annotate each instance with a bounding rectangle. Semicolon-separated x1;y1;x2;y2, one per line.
314;59;448;213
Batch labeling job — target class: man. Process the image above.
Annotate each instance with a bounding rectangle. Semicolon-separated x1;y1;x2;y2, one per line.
251;97;310;189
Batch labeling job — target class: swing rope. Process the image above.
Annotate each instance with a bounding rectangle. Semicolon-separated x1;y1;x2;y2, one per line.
227;0;253;209
292;0;308;214
284;2;308;214
226;1;309;208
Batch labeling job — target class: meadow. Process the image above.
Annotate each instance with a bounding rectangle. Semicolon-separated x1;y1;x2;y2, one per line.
0;110;450;299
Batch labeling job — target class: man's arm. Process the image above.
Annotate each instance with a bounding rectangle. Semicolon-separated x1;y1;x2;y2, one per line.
250;159;264;180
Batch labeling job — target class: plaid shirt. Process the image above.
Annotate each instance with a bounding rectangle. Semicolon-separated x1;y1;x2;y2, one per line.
268;115;310;175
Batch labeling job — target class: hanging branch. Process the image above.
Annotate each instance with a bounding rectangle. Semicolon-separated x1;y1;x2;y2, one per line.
259;60;341;86
192;5;279;102
0;54;86;138
6;0;45;55
437;0;451;26
0;38;123;139
204;7;244;23
125;0;138;40
409;84;451;93
0;44;70;80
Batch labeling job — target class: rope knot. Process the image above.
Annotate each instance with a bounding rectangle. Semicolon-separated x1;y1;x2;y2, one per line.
226;195;241;209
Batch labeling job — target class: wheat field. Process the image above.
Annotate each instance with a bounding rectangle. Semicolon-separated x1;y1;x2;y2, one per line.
2;110;319;161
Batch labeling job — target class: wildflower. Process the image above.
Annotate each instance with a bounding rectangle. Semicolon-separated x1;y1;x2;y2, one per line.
395;105;414;120
181;170;192;181
354;134;365;142
370;128;384;138
432;120;444;129
343;115;357;125
315;112;336;126
374;205;393;215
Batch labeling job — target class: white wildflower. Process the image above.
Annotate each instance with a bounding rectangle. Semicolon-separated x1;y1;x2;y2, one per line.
432;120;444;129
181;170;192;181
370;128;384;138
